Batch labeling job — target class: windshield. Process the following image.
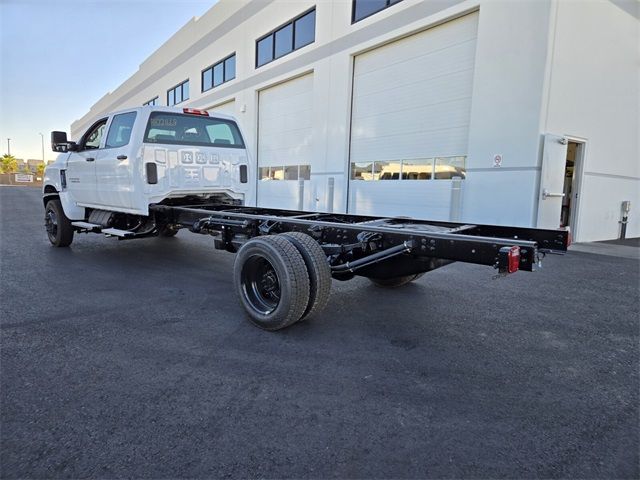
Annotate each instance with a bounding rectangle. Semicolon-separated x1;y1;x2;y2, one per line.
143;112;245;148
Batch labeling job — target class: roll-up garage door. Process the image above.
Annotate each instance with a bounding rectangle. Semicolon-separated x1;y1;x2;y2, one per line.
206;100;236;117
257;73;314;209
348;12;478;220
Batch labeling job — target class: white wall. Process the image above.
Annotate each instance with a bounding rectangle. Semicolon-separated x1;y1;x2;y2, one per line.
543;0;640;242
70;0;639;241
463;0;553;228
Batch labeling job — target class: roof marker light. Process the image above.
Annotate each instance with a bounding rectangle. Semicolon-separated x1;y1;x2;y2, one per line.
183;108;209;116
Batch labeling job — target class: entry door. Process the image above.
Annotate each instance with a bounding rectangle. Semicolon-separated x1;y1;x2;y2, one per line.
96;111;137;210
536;134;568;229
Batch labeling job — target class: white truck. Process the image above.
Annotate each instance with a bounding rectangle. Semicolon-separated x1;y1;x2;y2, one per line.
43;106;569;330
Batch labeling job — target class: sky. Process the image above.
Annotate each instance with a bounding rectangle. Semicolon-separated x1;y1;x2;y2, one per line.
0;0;216;162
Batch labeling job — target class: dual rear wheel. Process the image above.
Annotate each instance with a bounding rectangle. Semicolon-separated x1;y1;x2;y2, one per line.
233;233;332;330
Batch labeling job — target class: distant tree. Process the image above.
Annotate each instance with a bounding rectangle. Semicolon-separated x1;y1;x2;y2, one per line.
20;162;32;174
36;163;46;177
0;155;18;174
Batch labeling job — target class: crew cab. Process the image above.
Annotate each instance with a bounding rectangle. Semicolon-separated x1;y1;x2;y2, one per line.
43;106;251;240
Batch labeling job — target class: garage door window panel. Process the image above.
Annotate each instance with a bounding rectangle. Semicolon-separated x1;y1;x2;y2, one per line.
435;156;466;179
403;159;434;180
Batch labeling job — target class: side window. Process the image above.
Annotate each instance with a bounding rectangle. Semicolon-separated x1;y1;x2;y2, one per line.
81;120;107;150
105;112;137;148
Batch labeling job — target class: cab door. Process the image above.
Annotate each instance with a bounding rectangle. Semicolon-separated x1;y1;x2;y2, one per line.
65;118;107;206
96;111;137;210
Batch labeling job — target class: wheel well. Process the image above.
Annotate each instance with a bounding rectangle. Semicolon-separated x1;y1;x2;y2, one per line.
43;185;59;207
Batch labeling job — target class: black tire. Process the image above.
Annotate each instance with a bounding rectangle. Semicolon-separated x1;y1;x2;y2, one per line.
44;199;74;247
233;235;310;330
280;232;332;321
158;224;179;237
369;272;425;288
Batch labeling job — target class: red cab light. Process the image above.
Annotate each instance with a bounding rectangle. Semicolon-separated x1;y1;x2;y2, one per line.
183;108;209;116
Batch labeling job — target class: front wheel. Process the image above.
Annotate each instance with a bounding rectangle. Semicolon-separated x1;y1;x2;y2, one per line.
44;199;74;247
233;236;310;330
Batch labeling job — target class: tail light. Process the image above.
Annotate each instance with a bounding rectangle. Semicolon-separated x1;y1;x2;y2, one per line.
183;108;209;116
498;246;520;274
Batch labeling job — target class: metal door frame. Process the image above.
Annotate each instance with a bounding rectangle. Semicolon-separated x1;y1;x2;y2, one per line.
565;135;587;242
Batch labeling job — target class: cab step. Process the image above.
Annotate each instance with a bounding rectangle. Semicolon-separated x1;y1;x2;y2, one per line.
71;221;102;231
101;228;135;238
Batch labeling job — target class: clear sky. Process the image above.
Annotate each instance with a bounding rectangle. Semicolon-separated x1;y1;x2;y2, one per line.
0;0;215;162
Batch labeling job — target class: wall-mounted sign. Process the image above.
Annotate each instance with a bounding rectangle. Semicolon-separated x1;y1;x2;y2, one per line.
493;154;503;167
15;174;34;183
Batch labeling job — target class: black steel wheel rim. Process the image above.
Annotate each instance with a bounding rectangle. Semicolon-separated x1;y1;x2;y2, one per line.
241;255;281;315
45;208;58;242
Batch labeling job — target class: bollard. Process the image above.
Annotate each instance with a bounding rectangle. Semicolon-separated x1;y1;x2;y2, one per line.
450;176;462;222
298;178;304;211
326;177;335;213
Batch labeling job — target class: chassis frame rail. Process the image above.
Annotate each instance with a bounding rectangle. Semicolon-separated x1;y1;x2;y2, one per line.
151;204;569;276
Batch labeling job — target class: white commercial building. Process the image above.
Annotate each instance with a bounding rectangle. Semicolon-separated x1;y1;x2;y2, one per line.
72;0;639;242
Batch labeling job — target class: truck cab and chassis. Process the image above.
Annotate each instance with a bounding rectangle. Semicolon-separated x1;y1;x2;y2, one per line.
43;106;569;330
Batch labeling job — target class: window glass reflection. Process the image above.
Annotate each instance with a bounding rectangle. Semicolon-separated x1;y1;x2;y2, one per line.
275;24;293;59
374;160;401;180
402;159;433;180
435;157;466;179
351;162;373;180
257;36;273;66
294;10;316;49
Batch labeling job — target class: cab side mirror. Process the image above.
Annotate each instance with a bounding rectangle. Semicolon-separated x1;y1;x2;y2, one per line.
51;131;69;152
51;131;79;152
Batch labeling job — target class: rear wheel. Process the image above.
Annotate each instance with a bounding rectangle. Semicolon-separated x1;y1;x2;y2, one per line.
44;199;74;247
369;273;425;288
280;232;332;321
233;236;310;330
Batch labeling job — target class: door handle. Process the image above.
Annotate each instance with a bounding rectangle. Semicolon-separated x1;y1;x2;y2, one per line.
117;155;128;160
86;157;95;162
542;188;565;199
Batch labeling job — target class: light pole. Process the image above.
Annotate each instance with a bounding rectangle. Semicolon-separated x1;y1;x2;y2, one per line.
39;133;45;164
6;138;10;156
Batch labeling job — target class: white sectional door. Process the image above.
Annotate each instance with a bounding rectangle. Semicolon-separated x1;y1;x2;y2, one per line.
207;100;235;117
348;12;479;220
257;74;314;210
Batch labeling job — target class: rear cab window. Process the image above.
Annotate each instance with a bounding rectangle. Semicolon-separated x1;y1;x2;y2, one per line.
143;112;245;148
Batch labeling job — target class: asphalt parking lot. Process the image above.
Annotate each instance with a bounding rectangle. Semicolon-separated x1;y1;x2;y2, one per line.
1;186;638;479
